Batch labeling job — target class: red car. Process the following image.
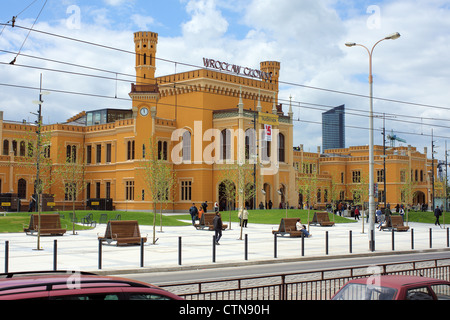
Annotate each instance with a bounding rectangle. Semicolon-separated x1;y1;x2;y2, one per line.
332;275;450;300
0;271;183;300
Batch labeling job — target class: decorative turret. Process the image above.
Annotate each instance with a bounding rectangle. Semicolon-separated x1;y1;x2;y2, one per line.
134;31;158;85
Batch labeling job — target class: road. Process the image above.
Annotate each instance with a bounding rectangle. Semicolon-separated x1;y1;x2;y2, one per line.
116;251;450;286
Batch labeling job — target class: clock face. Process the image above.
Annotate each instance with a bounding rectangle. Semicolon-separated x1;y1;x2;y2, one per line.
140;107;149;116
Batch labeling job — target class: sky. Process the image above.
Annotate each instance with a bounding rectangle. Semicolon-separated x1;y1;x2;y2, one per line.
1;0;450;163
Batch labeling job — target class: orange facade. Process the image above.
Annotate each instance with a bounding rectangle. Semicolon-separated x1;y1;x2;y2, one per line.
0;31;439;212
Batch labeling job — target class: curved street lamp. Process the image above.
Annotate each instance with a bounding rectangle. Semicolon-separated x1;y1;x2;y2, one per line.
345;32;400;251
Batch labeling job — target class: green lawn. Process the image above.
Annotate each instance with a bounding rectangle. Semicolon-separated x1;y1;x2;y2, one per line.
0;209;446;233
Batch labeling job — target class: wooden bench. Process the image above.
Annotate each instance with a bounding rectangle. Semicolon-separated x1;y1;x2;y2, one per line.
309;211;335;227
98;220;147;246
380;215;409;232
23;214;66;236
272;218;303;237
194;213;228;230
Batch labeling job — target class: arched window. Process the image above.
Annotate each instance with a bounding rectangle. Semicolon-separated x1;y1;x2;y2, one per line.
20;141;26;157
261;131;271;162
18;178;27;199
3;140;9;155
220;129;231;160
182;130;191;161
245;129;256;161
278;133;285;163
12;140;17;156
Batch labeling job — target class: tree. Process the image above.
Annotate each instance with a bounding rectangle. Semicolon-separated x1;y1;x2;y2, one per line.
296;161;318;231
400;170;418;226
53;148;87;235
141;137;176;244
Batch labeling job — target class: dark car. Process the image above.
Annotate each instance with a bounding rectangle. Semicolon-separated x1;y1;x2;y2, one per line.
331;275;450;300
0;270;183;300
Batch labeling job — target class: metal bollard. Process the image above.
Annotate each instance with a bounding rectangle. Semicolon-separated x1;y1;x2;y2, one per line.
391;229;395;251
301;233;305;257
429;228;432;248
98;239;102;270
53;240;57;271
140;238;144;268
4;241;9;273
274;234;277;258
411;228;414;250
349;230;352;253
325;231;329;255
178;237;182;265
244;234;248;261
212;235;216;263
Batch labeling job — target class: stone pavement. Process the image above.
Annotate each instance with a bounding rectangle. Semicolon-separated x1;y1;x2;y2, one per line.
0;216;449;274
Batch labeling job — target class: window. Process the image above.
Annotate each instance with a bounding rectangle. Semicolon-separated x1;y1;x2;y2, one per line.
158;141;167;160
352;171;361;183
376;169;384;183
86;145;92;164
106;143;112;163
341;172;345;184
86;183;91;199
65;182;77;201
3;140;8;155
125;181;135;200
181;180;192;201
261;130;271;162
12;140;17;156
96;182;101;198
182;130;191;161
18;178;27;199
66;145;76;163
400;170;406;182
278;133;285;163
19;141;26;157
106;182;111;199
245;129;256;161
220;129;231;161
96;144;102;163
127;140;135;160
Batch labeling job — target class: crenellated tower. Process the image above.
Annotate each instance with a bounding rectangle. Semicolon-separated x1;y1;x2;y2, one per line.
134;31;158;85
260;61;280;105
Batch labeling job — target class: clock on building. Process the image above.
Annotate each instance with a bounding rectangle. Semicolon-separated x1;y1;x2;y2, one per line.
140;107;149;116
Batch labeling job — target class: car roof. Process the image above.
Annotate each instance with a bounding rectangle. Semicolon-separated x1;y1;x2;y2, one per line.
0;271;166;296
347;275;449;287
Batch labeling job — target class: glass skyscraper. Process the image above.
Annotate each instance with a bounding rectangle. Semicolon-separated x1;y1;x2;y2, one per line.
322;104;345;152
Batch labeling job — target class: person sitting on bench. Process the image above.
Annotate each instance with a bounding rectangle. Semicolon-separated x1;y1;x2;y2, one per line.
296;219;311;237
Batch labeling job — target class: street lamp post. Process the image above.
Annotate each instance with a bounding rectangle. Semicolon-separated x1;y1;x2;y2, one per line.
345;32;400;251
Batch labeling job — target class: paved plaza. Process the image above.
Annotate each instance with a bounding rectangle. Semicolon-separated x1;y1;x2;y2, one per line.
0;216;449;274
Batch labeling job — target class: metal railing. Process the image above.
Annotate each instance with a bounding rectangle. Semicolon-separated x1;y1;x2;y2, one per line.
159;257;450;300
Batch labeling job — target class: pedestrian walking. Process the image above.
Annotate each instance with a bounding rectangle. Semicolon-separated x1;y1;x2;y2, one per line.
354;206;360;220
189;203;198;225
213;212;223;244
238;208;249;227
434;205;442;226
399;205;405;221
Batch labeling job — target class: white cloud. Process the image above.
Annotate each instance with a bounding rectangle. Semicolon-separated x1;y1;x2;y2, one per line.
0;0;449;159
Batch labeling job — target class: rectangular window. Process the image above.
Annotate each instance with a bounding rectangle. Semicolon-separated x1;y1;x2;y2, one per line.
352;171;361;183
86;182;91;199
106;182;111;199
400;170;406;182
181;180;192;201
106;143;112;163
125;181;135;200
96;182;101;198
96;144;102;163
86;145;92;164
376;169;384;183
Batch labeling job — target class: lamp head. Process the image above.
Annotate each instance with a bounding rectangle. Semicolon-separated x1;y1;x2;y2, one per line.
385;32;401;40
345;42;356;47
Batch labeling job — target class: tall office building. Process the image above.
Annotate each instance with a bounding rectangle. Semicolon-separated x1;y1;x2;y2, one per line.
322;104;345;152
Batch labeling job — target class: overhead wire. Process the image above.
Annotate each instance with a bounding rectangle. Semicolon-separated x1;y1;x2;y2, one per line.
1;22;450;114
0;22;449;142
